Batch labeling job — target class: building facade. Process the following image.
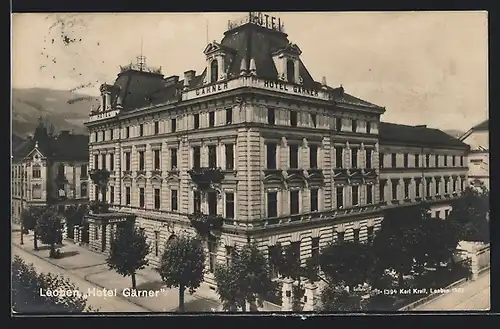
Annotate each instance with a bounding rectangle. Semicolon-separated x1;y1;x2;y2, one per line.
84;13;469;284
12;119;90;223
459;120;489;191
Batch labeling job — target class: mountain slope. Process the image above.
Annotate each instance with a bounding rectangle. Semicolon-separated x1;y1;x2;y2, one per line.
12;88;99;137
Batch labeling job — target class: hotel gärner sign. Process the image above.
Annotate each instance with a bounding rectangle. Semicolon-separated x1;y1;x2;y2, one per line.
195;82;229;96
263;80;320;97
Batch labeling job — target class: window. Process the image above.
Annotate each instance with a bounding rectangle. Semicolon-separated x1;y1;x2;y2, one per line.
125;186;131;205
101;130;105;141
308;145;318;169
453;178;457;192
125;127;130;138
444;179;449;194
210;60;218;83
80;182;88;197
311;113;317;127
366;121;371;134
435;179;440;195
269;245;281;279
139;124;144;137
171;190;178;211
154;188;161;210
337;231;345;243
94;227;98;240
311;237;320;262
94;132;98;142
208;238;217;273
154;150;160;170
154;121;159;135
208;145;217;168
379;153;384;168
290;190;300;214
351;148;358;168
194;114;200;129
352;119;357;132
192;146;201;169
268;107;275;125
310;189;319;212
154;231;160;257
93;155;98;169
460;179;464;191
415;154;420;168
403;154;408;168
391;153;397;167
193;190;201;213
170;148;177;169
460;156;464;166
171;118;176;133
352;185;359;205
266;143;277;169
435;211;441;219
444;156;448;167
226;108;232;124
139;188;145;208
138;151;145;171
365;149;372;169
289;241;301;269
336;186;344;209
426;180;431;197
32;165;41;179
267;191;278;217
286;59;295;82
289;144;299;168
110;154;114;171
367;184;373;204
335;117;342;132
81;164;88;178
209;111;215;127
335;147;343;169
379;181;385;201
290;110;298;127
225;192;235;219
208;192;217;215
110;186;114;204
125;153;131;171
58;163;65;176
425;154;430;167
404;180;410;199
353;229;360;243
101;154;106;170
415;180;421;198
435;155;439;167
225;144;234;170
391;180;398;200
452;156;456;166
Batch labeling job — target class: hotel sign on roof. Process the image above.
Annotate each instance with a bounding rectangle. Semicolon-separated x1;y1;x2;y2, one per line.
182;77;330;102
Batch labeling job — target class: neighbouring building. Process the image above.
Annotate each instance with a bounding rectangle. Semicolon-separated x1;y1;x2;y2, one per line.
11;118;90;223
459;119;489;191
83;13;469;285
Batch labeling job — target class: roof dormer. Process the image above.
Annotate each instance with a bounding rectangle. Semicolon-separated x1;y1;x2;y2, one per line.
271;42;303;84
203;41;236;84
99;83;121;112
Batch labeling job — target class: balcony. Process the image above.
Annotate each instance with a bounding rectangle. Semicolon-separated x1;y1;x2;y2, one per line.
187;212;224;237
188;167;224;190
136;170;146;177
415;197;422;202
151;170;162;177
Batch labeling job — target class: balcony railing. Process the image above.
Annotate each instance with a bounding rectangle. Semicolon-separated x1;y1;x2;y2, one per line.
187;212;224;237
188;167;225;190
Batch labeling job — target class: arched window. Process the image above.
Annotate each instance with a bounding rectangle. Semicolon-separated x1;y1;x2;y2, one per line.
286;59;295;83
210;60;219;83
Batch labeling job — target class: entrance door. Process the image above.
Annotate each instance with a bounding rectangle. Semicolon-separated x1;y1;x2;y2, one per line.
101;224;107;252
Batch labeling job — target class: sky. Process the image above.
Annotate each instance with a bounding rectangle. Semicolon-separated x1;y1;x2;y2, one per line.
12;12;488;131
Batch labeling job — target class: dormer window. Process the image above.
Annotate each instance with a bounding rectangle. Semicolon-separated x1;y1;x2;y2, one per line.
210;60;219;84
286;60;295;83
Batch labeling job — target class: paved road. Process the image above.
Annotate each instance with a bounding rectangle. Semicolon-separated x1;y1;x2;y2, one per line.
12;244;148;313
415;272;490;311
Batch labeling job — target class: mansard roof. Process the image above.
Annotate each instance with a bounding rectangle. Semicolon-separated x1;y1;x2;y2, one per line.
379;122;469;149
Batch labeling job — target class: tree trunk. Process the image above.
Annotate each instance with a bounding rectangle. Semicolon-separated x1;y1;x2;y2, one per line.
398;271;404;287
49;243;55;258
20;222;24;245
131;273;136;290
178;284;185;313
33;231;38;251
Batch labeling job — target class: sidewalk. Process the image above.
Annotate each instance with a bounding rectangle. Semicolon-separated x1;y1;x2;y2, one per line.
11;230;223;312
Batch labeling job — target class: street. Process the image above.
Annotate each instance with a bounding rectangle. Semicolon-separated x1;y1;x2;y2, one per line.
12;244;148;313
414;272;490;311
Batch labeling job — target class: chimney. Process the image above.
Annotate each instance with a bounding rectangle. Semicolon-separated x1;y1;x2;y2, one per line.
184;70;196;88
321;76;327;86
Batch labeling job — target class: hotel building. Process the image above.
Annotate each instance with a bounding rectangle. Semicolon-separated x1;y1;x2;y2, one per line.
11;119;90;222
84;13;469;284
459;120;489;191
